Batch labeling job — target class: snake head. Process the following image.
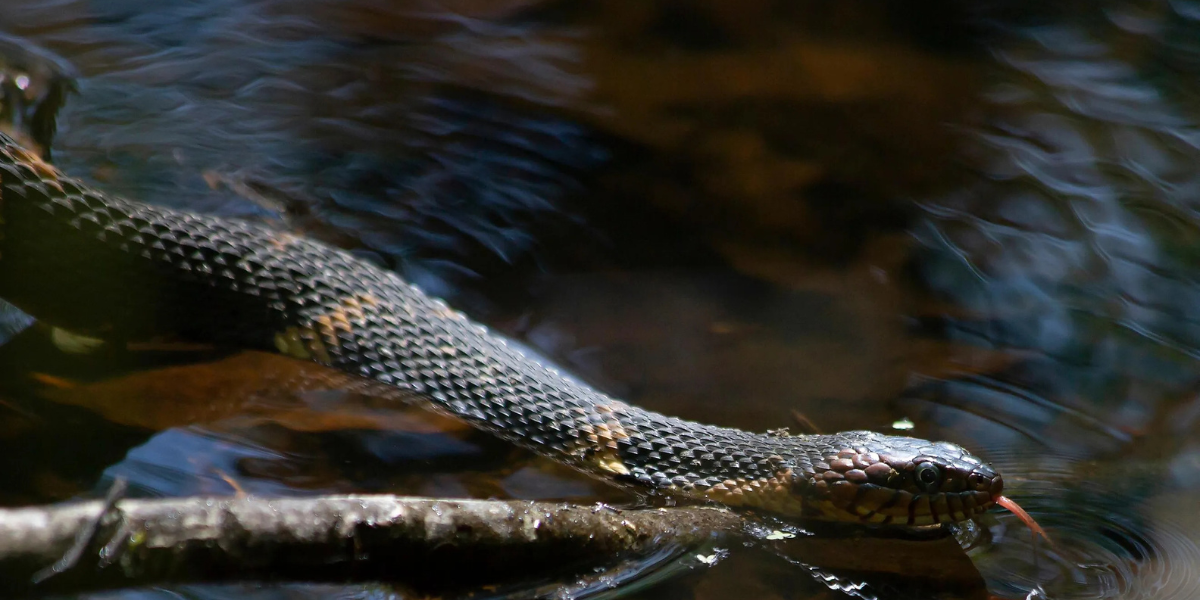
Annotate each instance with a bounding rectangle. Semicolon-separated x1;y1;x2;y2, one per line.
795;431;1002;526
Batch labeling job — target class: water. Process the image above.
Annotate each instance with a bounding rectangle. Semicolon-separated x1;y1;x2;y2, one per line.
2;1;1200;598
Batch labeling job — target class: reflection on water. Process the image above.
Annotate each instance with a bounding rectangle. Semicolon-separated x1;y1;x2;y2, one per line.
909;4;1200;599
3;1;1200;599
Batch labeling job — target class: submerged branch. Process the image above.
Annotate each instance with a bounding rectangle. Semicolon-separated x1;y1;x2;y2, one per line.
0;495;740;597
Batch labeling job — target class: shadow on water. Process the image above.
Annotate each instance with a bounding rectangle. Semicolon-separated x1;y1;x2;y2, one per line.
2;0;1200;598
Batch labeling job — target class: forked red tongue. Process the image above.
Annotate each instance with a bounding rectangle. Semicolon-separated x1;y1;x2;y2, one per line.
996;495;1054;547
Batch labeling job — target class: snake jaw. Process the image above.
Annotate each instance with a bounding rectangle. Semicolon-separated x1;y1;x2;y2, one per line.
796;433;1003;525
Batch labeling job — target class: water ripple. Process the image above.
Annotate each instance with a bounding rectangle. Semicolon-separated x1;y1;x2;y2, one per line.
983;491;1200;599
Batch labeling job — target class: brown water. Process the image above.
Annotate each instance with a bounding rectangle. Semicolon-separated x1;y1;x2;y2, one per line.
2;1;1200;599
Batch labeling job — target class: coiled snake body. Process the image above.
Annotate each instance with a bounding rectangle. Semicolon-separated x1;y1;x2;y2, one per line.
0;134;1002;526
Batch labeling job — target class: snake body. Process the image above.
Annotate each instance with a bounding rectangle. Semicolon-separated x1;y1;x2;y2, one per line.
0;133;1002;525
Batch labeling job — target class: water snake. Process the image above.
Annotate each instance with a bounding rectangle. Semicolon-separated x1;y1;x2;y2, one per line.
0;133;1005;526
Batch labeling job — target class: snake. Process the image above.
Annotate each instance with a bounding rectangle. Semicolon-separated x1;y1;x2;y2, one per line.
0;132;1005;527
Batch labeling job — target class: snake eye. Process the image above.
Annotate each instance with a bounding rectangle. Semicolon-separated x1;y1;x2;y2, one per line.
914;462;942;492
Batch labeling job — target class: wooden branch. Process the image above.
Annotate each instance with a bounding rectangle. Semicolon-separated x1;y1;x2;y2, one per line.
0;495;742;597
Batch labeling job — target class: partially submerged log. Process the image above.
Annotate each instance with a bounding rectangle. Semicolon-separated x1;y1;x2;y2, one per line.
0;494;741;597
0;492;990;599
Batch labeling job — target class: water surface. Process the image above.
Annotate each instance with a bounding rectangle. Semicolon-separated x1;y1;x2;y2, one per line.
2;2;1200;598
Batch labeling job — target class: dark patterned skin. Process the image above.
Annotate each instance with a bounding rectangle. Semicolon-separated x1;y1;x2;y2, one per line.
0;133;1002;525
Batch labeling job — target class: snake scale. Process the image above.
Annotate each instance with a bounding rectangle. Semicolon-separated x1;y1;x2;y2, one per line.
0;133;1002;526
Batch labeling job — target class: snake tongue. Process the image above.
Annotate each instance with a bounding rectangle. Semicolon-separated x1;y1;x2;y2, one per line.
996;495;1053;547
